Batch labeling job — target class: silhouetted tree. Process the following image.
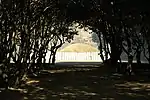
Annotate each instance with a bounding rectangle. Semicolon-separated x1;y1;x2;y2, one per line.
0;0;77;89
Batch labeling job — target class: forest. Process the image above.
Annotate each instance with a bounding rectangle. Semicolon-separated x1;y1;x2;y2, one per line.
0;0;150;97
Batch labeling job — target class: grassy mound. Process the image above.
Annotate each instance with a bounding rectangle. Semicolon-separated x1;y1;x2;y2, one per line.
59;43;99;52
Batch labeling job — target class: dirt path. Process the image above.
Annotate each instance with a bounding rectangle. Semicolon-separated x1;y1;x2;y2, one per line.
21;64;150;100
1;64;150;100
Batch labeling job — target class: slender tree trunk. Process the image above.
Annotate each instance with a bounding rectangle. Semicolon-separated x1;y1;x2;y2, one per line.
98;33;104;62
110;34;118;66
136;49;141;64
126;55;133;76
126;31;133;75
148;44;150;64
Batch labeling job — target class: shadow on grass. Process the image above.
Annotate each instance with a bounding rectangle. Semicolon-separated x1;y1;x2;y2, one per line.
1;62;150;100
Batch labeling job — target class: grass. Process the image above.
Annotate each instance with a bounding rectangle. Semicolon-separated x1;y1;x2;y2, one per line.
0;63;150;100
58;43;99;52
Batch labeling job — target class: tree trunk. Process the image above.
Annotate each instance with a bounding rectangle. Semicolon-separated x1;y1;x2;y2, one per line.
148;44;150;64
110;35;119;66
136;49;141;64
126;55;133;76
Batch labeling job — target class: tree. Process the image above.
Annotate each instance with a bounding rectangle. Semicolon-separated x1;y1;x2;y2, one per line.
65;0;150;74
0;0;77;89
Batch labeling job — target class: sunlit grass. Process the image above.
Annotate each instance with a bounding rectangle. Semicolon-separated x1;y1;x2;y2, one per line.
26;80;40;85
59;43;99;52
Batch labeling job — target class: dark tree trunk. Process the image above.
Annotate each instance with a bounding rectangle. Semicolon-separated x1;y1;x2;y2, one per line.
126;55;133;76
98;33;105;62
148;45;150;64
136;49;141;64
110;34;119;66
110;45;118;65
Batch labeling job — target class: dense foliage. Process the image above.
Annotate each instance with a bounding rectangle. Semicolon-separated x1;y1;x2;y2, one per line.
0;0;150;89
0;0;77;89
66;0;150;74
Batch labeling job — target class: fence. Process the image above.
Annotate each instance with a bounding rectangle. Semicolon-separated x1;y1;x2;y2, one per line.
10;50;149;63
55;52;102;62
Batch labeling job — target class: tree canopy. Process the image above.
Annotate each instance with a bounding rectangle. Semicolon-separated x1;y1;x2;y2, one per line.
0;0;150;89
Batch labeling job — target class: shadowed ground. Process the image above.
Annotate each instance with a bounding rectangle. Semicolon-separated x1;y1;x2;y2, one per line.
1;63;150;100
